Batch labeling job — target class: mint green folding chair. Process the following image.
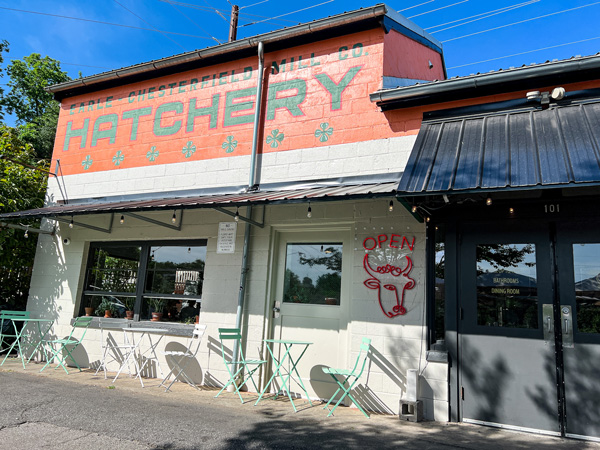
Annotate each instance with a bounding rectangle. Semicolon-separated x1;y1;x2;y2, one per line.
40;317;93;374
322;337;372;418
215;328;266;403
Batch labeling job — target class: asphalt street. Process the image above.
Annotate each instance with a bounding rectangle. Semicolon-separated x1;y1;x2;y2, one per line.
1;361;598;450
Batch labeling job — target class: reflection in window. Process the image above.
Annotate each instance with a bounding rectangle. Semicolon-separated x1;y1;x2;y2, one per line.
434;225;445;342
82;242;206;324
573;244;600;334
283;243;342;305
476;244;538;329
84;246;141;317
143;245;206;322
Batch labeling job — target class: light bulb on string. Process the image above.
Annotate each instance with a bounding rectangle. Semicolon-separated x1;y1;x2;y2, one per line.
234;208;239;222
120;215;125;224
307;203;312;218
69;217;74;229
388;200;394;212
171;211;177;224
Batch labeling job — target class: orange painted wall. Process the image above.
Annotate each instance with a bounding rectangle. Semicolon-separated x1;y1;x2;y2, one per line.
383;30;444;81
52;28;432;176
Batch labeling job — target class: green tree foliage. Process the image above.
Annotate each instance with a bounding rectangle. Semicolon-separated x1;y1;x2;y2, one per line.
0;40;8;121
0;125;49;307
1;53;70;159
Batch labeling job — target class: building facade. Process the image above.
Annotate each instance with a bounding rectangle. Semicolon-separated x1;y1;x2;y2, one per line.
1;5;450;421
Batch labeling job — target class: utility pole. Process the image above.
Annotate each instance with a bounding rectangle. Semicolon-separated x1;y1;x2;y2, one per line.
228;4;239;42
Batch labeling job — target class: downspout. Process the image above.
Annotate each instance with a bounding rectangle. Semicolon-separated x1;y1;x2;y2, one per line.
232;41;264;379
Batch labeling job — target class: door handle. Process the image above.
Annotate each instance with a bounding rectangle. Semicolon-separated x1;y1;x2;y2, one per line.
560;305;574;348
547;317;553;333
272;301;281;319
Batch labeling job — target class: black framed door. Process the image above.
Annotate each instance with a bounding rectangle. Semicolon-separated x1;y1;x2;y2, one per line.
457;219;600;440
556;223;600;440
458;220;560;435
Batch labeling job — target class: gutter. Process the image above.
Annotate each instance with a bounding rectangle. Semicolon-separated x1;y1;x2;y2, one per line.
231;41;265;385
47;5;388;100
370;53;600;110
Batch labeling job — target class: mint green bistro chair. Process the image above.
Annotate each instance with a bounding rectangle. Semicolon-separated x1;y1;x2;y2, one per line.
0;311;30;362
40;316;93;374
322;337;372;418
215;328;266;403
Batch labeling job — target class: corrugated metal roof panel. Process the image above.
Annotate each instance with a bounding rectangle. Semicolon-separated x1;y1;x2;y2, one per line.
398;101;600;196
0;182;397;219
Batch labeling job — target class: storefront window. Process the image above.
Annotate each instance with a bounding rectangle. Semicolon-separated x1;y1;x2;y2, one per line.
81;241;206;323
573;243;600;334
434;226;445;342
283;243;342;305
476;243;538;328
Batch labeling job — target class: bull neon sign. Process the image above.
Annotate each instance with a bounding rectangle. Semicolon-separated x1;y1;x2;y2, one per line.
362;234;415;318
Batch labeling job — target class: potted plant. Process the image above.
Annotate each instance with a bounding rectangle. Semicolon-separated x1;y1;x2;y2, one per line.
84;298;94;317
147;298;166;321
124;298;135;320
95;297;117;318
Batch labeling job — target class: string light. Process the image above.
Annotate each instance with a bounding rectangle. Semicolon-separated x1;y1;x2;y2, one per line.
171;210;177;223
69;217;74;228
486;197;492;206
24;227;29;238
388;200;394;212
234;207;239;222
411;205;417;213
120;215;125;224
307;203;312;218
509;207;515;215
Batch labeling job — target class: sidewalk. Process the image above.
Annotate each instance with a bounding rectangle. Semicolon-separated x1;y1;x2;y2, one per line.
0;358;598;450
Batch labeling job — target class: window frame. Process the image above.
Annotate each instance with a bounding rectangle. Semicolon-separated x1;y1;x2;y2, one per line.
79;239;207;323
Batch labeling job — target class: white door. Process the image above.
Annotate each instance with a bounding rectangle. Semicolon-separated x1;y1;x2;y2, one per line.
271;227;352;401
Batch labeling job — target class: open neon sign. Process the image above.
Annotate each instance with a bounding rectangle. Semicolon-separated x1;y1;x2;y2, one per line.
362;234;416;318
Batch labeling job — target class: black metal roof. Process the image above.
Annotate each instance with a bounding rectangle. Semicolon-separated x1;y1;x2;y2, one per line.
398;100;600;196
371;53;600;110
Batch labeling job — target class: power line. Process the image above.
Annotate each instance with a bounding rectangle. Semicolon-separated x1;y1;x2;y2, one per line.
166;1;222;44
407;0;469;19
158;0;295;23
398;1;435;13
447;36;600;70
0;6;215;40
239;0;334;28
427;0;538;33
113;0;187;51
442;1;600;43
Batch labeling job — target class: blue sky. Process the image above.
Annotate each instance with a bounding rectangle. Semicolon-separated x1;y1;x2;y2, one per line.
2;1;600;87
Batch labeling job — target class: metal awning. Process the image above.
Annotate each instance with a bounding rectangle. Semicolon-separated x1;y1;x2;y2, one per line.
0;182;398;220
398;100;600;197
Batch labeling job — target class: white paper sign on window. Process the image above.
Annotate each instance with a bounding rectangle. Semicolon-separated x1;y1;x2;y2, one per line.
217;222;237;254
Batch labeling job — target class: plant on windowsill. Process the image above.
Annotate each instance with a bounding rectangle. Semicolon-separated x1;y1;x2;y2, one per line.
84;298;94;317
147;298;166;322
124;298;135;320
95;297;117;318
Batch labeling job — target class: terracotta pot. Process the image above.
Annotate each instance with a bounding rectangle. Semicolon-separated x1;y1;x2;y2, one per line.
324;297;338;305
195;315;199;324
104;310;112;318
84;307;94;317
151;312;163;322
125;310;134;320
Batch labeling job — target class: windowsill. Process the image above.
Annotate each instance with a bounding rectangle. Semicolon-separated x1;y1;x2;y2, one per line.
70;317;196;337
